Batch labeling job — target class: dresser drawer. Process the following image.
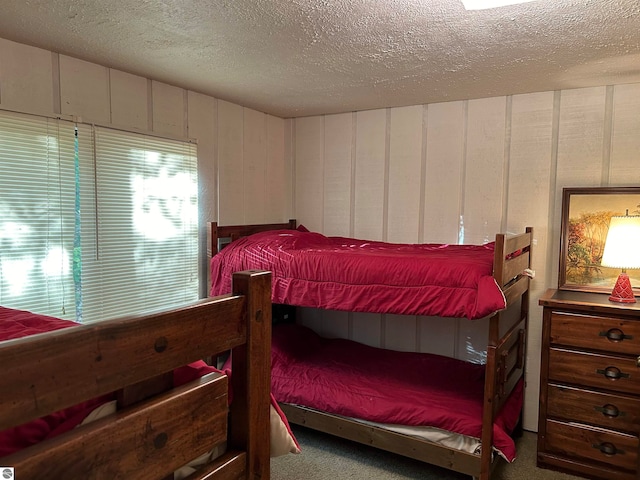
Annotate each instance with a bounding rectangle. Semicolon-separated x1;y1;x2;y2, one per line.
550;311;640;355
547;383;640;432
549;348;640;395
544;419;638;472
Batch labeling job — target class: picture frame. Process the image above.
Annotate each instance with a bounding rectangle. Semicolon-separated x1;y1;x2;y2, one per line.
559;186;640;294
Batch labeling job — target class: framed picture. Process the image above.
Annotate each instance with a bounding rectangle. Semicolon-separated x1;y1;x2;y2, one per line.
559;186;640;294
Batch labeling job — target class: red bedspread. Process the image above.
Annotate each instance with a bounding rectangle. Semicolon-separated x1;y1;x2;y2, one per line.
210;229;506;320
271;324;522;462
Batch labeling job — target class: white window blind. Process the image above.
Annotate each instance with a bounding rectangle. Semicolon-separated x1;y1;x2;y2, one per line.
0;109;198;323
0;111;78;318
80;127;198;321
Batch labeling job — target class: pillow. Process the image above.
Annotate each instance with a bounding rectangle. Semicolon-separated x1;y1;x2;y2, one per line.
296;224;310;232
219;357;300;457
270;394;301;457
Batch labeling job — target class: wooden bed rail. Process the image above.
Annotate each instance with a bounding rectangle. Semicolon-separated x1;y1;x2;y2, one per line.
502;274;530;306
495;317;526;407
6;373;230;478
493;228;532;289
0;295;247;430
185;450;247;480
0;270;272;480
281;404;482;478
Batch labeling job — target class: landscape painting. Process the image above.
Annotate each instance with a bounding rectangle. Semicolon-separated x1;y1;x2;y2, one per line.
559;187;640;294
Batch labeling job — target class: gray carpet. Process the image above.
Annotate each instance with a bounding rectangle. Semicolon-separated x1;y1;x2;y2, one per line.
272;426;583;479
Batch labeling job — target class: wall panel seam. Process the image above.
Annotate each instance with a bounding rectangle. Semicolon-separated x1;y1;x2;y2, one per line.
107;69;113;125
458;100;468;245
321;115;326;232
418;104;428;244
502;95;512;231
383;108;391;242
52;52;61;115
146;79;153;131
183;89;189;139
546;90;561;289
213;99;219;221
601;85;614;186
350;111;357;238
263;112;268;224
241;107;246;223
291;119;297;219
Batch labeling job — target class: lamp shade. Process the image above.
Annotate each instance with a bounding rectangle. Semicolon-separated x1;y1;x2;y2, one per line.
601;215;640;270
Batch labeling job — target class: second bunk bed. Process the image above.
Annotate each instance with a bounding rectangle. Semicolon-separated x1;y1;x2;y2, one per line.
208;220;533;480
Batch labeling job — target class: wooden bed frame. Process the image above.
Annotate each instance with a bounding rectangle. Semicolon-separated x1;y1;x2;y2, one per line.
209;221;533;480
0;270;272;480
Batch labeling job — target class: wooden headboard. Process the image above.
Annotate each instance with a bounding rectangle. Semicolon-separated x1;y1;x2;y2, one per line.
206;220;296;296
208;220;297;258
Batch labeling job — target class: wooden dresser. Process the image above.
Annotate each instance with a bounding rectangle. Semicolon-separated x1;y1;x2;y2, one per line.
538;288;640;480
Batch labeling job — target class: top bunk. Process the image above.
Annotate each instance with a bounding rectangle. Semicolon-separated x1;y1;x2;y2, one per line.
209;221;532;320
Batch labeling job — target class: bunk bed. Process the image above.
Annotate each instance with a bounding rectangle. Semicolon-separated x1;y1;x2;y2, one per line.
208;221;533;480
0;270;275;480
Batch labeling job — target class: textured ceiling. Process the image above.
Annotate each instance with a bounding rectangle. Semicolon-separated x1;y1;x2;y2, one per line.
1;0;639;118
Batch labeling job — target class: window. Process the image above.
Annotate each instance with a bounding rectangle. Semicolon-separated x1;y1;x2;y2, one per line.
0;110;198;323
0;111;78;317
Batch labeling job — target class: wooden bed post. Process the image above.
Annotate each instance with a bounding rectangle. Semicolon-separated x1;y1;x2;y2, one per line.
480;313;499;480
230;270;272;480
479;228;533;480
478;233;508;480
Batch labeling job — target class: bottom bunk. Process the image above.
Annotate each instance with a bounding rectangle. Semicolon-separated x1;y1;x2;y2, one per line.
271;322;525;480
0;270;278;480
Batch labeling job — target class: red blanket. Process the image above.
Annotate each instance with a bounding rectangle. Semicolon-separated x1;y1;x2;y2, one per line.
210;228;506;320
271;324;522;461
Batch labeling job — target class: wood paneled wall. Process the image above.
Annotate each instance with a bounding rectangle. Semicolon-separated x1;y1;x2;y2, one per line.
0;37;290;297
290;85;640;431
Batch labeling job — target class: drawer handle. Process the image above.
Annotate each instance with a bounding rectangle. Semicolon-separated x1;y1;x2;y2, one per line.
594;404;625;418
592;442;625;456
596;366;630;380
599;328;632;342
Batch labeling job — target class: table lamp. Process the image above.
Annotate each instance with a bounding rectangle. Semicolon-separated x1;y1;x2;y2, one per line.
600;212;640;303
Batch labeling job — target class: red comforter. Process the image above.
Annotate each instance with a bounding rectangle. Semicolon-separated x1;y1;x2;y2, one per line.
271;323;522;462
210;229;506;320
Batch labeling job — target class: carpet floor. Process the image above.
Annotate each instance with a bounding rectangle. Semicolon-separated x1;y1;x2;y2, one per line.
272;426;584;479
